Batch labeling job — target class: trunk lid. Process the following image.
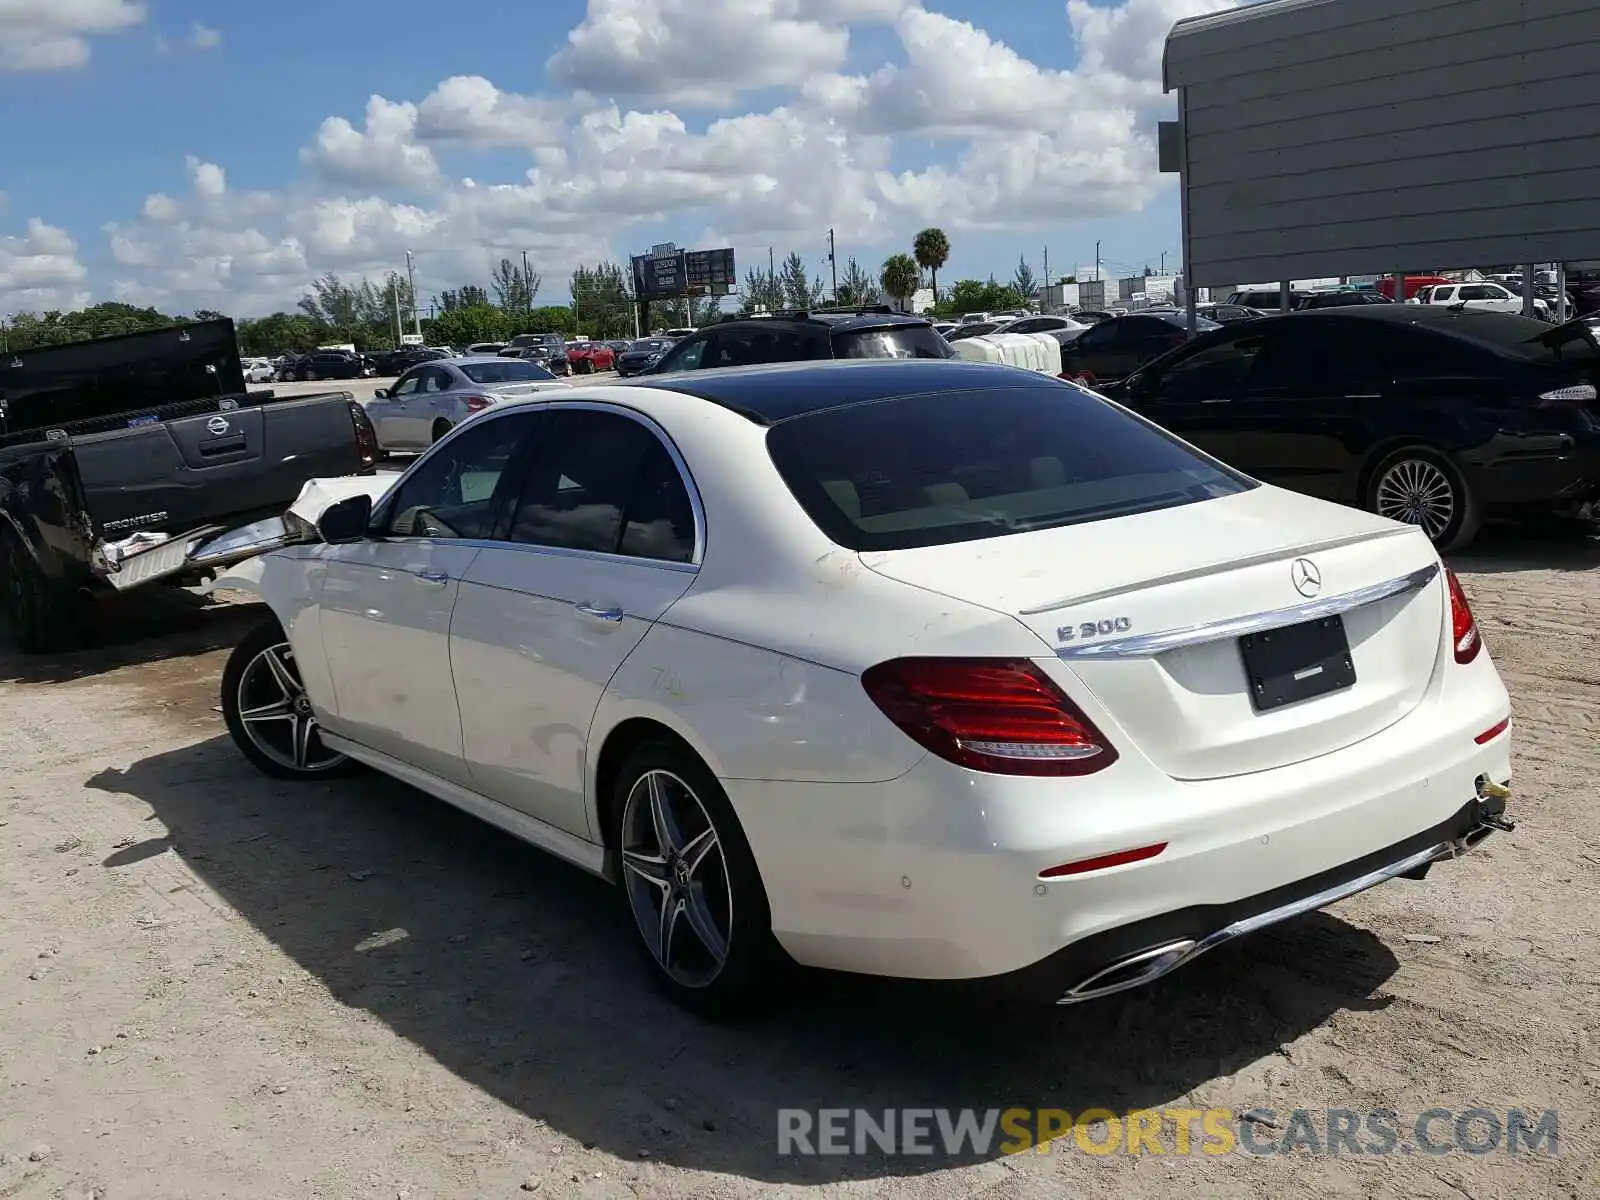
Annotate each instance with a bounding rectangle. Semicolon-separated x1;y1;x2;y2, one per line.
482;381;567;401
858;487;1446;780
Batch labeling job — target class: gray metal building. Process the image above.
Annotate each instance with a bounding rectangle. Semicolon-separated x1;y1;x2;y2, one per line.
1162;0;1600;289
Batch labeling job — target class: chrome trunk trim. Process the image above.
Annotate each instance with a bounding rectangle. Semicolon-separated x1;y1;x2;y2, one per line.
1056;562;1439;660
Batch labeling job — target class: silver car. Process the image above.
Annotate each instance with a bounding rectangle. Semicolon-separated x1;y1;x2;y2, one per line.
365;357;567;453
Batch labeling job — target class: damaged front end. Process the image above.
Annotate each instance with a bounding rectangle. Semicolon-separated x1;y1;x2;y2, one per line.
92;474;393;592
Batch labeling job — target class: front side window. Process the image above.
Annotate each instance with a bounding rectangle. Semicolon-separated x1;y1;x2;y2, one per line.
652;337;708;372
382;412;540;539
506;410;696;562
766;383;1255;552
392;371;423;397
1149;333;1267;399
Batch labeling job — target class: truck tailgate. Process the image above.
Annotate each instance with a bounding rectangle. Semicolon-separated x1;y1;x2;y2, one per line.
71;393;366;535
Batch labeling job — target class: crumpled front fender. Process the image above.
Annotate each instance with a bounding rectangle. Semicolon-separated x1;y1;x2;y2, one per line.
200;554;267;598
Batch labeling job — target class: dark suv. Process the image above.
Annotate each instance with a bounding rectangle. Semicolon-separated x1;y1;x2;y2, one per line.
508;332;571;375
638;307;952;374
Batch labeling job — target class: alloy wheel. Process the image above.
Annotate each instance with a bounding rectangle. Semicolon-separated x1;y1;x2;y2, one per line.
1375;458;1456;540
620;769;733;989
234;641;345;773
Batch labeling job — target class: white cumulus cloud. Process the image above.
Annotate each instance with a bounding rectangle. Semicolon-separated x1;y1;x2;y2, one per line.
0;0;145;71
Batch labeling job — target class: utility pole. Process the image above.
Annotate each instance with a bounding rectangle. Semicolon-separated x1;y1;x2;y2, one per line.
1043;245;1049;287
405;249;420;336
1095;241;1101;282
1160;250;1166;274
392;277;402;346
522;250;533;312
827;229;837;303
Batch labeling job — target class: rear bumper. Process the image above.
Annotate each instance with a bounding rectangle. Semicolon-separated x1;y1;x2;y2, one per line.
726;658;1512;987
1006;789;1511;1005
1467;431;1600;507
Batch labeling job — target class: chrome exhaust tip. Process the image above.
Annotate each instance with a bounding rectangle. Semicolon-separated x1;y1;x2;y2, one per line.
1058;939;1197;1005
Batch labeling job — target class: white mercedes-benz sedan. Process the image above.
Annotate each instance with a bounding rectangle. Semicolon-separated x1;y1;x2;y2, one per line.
215;359;1516;1017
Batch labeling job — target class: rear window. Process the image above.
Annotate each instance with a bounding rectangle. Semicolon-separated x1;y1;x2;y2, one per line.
765;383;1255;552
460;361;556;384
832;325;953;359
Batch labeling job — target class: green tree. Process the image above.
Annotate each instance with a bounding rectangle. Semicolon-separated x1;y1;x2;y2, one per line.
490;258;540;312
834;256;880;306
570;262;634;338
913;228;950;302
741;265;782;313
428;304;511;347
1012;256;1036;300
880;253;920;309
436;285;489;313
778;251;825;309
935;278;1025;317
237;312;326;355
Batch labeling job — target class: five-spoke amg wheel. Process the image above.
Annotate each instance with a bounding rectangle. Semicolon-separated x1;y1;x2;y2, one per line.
1367;447;1481;551
222;619;354;779
612;740;782;1017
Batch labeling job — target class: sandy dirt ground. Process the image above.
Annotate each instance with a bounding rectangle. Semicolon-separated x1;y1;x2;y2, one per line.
1;523;1596;1199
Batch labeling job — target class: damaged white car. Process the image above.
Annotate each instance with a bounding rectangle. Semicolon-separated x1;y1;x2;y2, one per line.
212;361;1518;1017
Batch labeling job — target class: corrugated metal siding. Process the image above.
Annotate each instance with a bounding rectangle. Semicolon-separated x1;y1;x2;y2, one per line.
1164;0;1600;285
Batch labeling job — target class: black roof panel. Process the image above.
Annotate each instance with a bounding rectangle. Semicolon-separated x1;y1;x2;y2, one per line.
623;359;1068;424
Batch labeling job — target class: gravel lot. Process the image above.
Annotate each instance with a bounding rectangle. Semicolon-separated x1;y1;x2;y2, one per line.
1;523;1596;1199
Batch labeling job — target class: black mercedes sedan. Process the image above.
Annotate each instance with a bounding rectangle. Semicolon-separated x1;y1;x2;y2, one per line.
1101;307;1600;551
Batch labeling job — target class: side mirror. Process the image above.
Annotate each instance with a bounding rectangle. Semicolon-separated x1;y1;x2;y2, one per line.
317;494;373;544
372;388;389;399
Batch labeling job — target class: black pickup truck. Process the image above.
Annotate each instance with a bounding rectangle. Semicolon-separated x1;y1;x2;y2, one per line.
0;318;379;651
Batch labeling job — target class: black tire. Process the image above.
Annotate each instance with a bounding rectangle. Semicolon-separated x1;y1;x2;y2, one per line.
431;418;453;443
221;617;355;780
1365;446;1482;552
609;738;785;1019
0;528;78;653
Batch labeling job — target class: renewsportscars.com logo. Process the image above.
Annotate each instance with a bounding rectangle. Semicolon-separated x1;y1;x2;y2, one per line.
776;1107;1560;1158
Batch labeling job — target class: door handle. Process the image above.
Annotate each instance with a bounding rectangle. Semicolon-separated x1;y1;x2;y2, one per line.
1344;394;1382;399
415;570;449;586
1200;397;1232;404
574;603;624;623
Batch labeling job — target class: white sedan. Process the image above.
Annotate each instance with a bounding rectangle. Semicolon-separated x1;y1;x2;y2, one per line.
364;356;568;453
213;359;1516;1016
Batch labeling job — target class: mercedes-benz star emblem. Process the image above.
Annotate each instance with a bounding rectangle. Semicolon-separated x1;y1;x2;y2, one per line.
207;416;230;436
1290;557;1322;598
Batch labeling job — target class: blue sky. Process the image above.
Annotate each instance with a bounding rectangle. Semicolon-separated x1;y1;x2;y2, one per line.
0;0;1231;316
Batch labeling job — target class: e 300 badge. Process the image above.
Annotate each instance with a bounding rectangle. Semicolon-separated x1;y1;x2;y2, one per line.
1056;616;1132;644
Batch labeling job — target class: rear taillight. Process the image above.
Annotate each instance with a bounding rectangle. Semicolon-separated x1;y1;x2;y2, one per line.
348;401;379;468
462;394;494;413
1535;383;1596;408
1445;568;1481;664
860;658;1117;776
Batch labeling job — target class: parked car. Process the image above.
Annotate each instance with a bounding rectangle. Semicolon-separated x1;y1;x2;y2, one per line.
1003;314;1092;340
1054;310;1221;386
465;342;509;357
508;333;571;375
370;347;447;376
215;357;1515;1017
1194;303;1269;325
242;357;276;384
1071;310;1117;325
640;308;953;374
0;320;378;650
1415;282;1553;321
567;341;618;374
1225;289;1313;310
1295;290;1394;309
365;357;567;453
1102;307;1600;550
616;337;677;377
945;321;1005;341
286;350;367;382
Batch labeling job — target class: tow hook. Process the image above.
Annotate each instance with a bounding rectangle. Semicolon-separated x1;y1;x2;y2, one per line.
1473;776;1517;833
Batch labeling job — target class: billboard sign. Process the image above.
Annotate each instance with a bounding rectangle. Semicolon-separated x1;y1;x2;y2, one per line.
685;248;736;295
632;244;687;301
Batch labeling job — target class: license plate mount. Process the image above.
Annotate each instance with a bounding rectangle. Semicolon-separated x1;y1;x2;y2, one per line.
1239;615;1356;712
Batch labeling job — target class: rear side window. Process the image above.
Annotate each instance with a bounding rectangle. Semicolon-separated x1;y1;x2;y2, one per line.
706;326;828;367
832;325;952;359
765;384;1255;552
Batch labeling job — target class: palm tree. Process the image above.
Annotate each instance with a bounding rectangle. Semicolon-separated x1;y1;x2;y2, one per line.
913;228;950;303
880;254;920;311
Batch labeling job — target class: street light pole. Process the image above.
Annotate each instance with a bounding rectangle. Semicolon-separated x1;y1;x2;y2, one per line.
405;249;421;337
827;228;837;302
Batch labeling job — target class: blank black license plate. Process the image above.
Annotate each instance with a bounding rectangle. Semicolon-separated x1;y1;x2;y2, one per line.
1238;615;1356;712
